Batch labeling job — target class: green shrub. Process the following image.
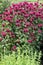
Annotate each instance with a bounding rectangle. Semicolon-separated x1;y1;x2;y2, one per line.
0;2;43;54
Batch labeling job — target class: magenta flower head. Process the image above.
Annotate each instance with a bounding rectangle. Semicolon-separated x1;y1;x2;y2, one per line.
1;31;7;37
21;9;26;14
11;45;16;51
25;22;31;27
41;4;43;6
24;14;29;18
0;14;2;18
5;8;8;12
23;28;28;33
9;32;15;38
3;11;10;15
16;19;20;23
30;32;34;36
38;30;42;33
30;17;34;22
7;17;11;21
28;39;32;43
6;28;11;32
16;23;21;27
10;34;15;38
38;23;43;27
34;2;39;7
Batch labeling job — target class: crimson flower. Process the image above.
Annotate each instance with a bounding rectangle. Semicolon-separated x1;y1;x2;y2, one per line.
38;30;42;33
11;45;16;51
1;31;7;37
38;23;43;27
6;28;11;32
23;28;28;33
28;39;32;43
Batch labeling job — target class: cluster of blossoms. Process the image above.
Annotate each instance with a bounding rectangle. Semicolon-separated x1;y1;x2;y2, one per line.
0;2;43;51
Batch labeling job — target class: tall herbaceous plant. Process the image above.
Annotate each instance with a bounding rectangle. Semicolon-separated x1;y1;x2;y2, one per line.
0;2;43;54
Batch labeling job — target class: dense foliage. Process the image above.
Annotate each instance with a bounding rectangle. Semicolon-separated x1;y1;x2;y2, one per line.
0;0;10;14
0;47;41;65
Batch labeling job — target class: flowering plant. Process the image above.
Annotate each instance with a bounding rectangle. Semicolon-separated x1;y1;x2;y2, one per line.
0;2;43;53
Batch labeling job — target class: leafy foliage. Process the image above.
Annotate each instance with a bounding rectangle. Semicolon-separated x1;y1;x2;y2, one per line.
0;47;41;65
0;0;10;14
